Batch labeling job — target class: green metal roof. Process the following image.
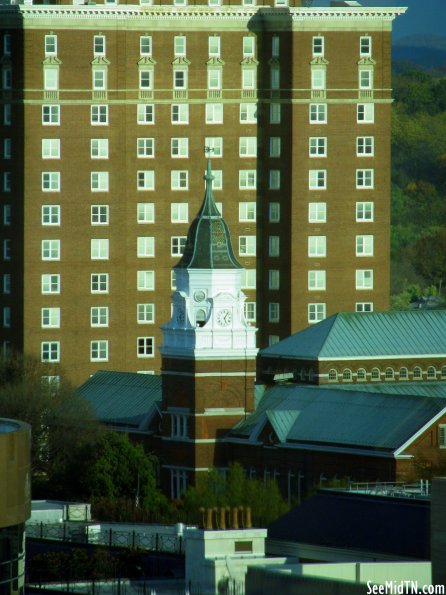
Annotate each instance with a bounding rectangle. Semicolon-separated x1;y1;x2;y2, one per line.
327;382;446;399
261;311;446;360
175;160;242;270
78;371;162;431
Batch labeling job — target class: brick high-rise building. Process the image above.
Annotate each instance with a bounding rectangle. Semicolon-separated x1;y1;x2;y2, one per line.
0;0;405;385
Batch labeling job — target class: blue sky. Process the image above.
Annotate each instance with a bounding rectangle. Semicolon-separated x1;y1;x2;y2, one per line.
314;0;445;40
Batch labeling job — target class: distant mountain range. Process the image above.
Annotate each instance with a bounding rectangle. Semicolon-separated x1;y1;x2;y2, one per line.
393;35;446;69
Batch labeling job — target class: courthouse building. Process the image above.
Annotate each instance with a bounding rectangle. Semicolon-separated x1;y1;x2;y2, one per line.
0;0;405;384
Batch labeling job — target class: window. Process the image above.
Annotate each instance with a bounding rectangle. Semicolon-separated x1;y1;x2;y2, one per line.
359;69;373;89
137;336;154;357
271;66;280;90
3;274;10;295
242;68;256;90
357;136;374;156
171;271;177;290
91;340;108;361
269;303;280;323
91;105;108;125
42;239;60;260
209;171;222;190
343;369;352;382
439;425;446;449
244;302;256;322
308;303;326;323
137;170;155;190
356;302;373;313
357;103;374;123
328;369;338;382
270;103;281;124
270;137;281;158
399;366;408;380
170;203;188;223
90;205;108;225
269;170;280;190
137;138;154;158
42;105;60;126
91;273;109;293
174;36;186;57
356;235;374;257
2;307;10;329
93;68;107;90
139;68;153;90
241;269;256;289
269;202;280;223
385;367;395;381
205;137;223;157
272;36;279;57
356;269;373;289
41;139;60;160
171;138;189;158
140;36;152;56
209;36;221;57
243;36;255;57
137;203;155;223
3;205;11;226
41;307;60;328
240;103;257;123
268;335;280;346
42;205;60;225
43;67;58;91
137;104;155;124
91;172;109;192
2;66;12;90
239;137;257;157
312;36;324;56
207;68;221;90
269;269;280;290
171;170;188;190
309;202;326;223
93;35;105;56
137;303;154;324
356;169;374;188
239;170;256;189
137;236;155;257
440;366;446;380
42;274;60;294
91;306;108;327
269;236;280;257
3;33;11;56
173;68;187;90
172;104;189;124
413;366;422;380
41;342;60;363
371;367;380;381
427;366;437;380
3;139;11;161
42;172;60;192
91;139;109;159
310;103;327;123
91;238;109;260
360;36;372;57
239;236;256;256
356;201;374;222
309;137;327;157
137;270;155;291
239;202;256;222
357;368;367;381
308;236;326;258
309;170;326;190
308;270;326;291
311;68;326;90
206;104;223;124
3;239;10;261
171;236;187;256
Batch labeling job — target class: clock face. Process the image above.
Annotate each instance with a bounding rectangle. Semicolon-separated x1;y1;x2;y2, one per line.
194;290;206;303
217;309;232;327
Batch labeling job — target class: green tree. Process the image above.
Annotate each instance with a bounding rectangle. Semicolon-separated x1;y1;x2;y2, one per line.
411;229;446;290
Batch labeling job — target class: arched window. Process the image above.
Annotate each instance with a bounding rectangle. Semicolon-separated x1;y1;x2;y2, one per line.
427;366;437;380
371;367;380;381
195;308;207;327
357;368;367;381
413;366;422;380
399;367;408;381
385;367;395;380
342;368;352;382
328;369;338;382
442;366;446;380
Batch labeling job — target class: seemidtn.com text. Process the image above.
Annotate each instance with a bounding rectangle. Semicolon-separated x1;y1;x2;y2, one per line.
367;582;445;595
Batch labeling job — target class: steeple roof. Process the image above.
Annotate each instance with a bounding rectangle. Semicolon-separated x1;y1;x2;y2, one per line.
175;161;243;270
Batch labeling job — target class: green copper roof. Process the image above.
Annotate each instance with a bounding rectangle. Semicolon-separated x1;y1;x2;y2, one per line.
261;311;446;360
175;160;242;270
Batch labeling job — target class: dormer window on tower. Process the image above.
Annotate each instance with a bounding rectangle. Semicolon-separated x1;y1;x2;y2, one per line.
312;36;324;57
44;35;57;57
94;35;106;57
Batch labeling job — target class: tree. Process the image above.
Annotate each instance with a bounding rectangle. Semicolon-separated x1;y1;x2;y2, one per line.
412;229;446;290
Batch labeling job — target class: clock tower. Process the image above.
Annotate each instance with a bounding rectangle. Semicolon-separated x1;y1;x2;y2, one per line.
160;161;257;499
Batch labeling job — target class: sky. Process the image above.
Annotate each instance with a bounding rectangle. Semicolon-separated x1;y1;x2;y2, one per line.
313;0;446;40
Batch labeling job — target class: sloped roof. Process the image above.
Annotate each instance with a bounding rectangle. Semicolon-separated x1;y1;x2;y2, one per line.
230;384;446;452
328;382;446;399
261;311;446;360
78;371;162;431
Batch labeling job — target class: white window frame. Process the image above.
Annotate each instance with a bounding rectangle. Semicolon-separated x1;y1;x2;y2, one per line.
41;341;60;363
171;170;188;190
91;171;109;192
239;170;256;190
205;137;223;158
171;203;188;223
172;104;189;124
239;202;256;222
356;235;374;257
357;103;374;123
309;137;327;157
208;36;221;58
42;308;61;328
356;201;374;222
91;238;109;260
309;103;327;124
239;137;257;157
240;103;257;124
309;202;327;223
137;170;155;191
137;203;155;224
42;105;60;126
41;239;60;260
171;236;187;256
205;103;223;124
91;105;108;126
91;138;109;159
137;270;155;291
309;170;326;190
174;36;186;57
356;269;374;290
42;274;60;294
90;340;108;362
137;236;155;258
312;36;324;57
91;205;109;225
360;36;372;57
91;306;109;327
42;205;60;226
42;172;60;192
308;236;326;258
356;169;374;189
308;270;326;291
137;336;155;358
308;303;326;324
137;104;155;125
140;36;152;56
239;236;256;257
171;138;189;158
269;202;280;223
356;136;374;157
137;138;155;158
93;35;106;57
137;303;155;324
91;273;109;293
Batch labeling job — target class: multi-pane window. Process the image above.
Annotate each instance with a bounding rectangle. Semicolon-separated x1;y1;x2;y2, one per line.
3;33;11;56
207;68;221;90
93;35;106;56
93;68;107;90
42;239;60;260
239;202;256;222
91;205;109;225
269;303;280;323
42;274;60;294
3;205;11;226
171;138;189;158
171;236;187;256
308;202;326;223
242;68;256;90
3;172;11;192
309;137;327;157
270;137;281;158
239;137;257;157
3;239;10;261
91;307;109;327
356;302;373;313
42;139;60;159
208;36;221;57
356;202;374;222
357;103;374;123
137;104;155;124
137;270;155;291
244;302;256;323
356;169;374;188
137;203;155;223
137;170;155;190
140;68;153;90
308;270;326;291
174;36;186;57
42;205;60;225
140;36;152;56
3;273;11;295
210;170;223;190
2;307;10;329
91;239;109;260
91;105;108;125
357;136;374;156
308;236;326;257
172;104;189;124
205;137;223;157
3;138;11;159
309;103;327;123
356;235;374;257
171;203;188;223
239;236;256;256
270;103;281;124
137;304;154;324
137;236;155;257
309;170;326;190
311;68;326;90
205;104;223;124
360;36;372;57
91;172;109;191
269;203;280;223
241;269;256;289
171;170;188;190
137;336;154;357
359;69;373;89
91;273;109;293
91;139;109;159
43;68;58;91
356;269;373;289
91;340;108;361
312;36;324;56
240;103;257;123
269;236;280;257
239;170;256;189
308;303;326;323
137;138;154;158
243;36;255;57
42;172;60;192
272;35;279;57
173;68;187;89
269;170;280;190
270;66;280;90
42;105;60;125
41;307;60;328
41;342;60;363
439;425;446;449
